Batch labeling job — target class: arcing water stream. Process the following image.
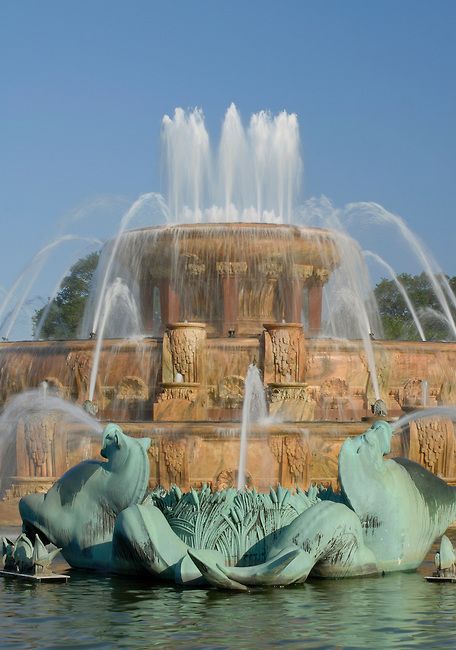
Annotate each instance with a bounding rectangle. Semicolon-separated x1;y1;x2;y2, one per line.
237;364;268;490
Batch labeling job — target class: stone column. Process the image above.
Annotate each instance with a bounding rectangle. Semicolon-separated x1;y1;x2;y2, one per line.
286;265;313;324
307;268;329;336
284;278;303;323
216;262;247;336
159;278;180;326
139;273;155;334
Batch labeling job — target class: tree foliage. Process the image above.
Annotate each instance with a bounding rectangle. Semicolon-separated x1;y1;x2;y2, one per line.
374;272;456;341
33;252;99;339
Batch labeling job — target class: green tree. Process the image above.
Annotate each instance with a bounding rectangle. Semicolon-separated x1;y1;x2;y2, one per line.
33;252;99;339
374;272;456;341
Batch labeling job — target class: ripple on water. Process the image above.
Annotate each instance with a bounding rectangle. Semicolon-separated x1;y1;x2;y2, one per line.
1;531;456;649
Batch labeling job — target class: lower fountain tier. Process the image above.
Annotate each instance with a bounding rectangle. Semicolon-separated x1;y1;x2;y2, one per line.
3;418;456;500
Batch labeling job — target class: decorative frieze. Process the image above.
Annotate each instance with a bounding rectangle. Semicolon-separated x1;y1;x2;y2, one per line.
216;261;248;276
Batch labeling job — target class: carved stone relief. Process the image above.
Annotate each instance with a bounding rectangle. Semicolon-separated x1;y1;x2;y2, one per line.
116;376;148;401
263;324;305;384
409;418;455;478
66;351;91;402
269;434;310;488
162;439;187;486
163;324;206;384
15;414;67;479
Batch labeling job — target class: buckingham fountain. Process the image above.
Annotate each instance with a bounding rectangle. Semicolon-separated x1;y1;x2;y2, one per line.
1;106;456;588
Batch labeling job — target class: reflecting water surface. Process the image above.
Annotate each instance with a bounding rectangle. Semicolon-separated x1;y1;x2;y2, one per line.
1;527;456;649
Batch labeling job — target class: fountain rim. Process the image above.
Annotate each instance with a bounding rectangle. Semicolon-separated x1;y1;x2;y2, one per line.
114;222;339;238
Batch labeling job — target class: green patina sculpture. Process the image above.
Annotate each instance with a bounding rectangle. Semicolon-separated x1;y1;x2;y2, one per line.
2;533;61;575
20;423;151;570
19;420;456;590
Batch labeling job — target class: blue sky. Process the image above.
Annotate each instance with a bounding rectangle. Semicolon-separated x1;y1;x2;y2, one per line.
1;1;455;336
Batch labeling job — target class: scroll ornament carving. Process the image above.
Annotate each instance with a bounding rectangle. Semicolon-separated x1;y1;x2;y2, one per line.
216;261;248;276
319;378;349;407
259;260;283;280
294;264;314;281
116;376;148;401
215;468;251;490
182;254;206;277
313;267;330;284
269;385;309;402
157;386;199;402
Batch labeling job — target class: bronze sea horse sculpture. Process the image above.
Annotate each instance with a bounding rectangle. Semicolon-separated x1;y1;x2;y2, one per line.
19;421;456;589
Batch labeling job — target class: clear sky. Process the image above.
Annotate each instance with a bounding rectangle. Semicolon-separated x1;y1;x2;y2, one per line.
1;1;455;336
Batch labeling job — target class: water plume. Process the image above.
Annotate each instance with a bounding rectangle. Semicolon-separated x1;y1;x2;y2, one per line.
237;364;267;490
162;104;302;224
88;278;141;401
363;250;426;341
393;406;456;432
345;202;456;339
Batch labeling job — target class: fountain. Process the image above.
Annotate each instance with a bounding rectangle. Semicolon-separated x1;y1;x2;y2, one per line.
0;104;455;517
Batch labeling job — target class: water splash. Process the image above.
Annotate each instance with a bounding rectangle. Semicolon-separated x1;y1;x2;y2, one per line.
237;364;267;490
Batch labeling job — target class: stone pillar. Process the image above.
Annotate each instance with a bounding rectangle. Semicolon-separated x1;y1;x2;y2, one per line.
159;278;180;325
284;278;303;323
216;262;247;336
139;273;155;334
286;265;313;324
307;268;329;336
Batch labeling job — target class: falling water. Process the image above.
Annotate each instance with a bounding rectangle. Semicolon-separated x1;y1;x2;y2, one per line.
237;364;267;490
90;193;167;337
393;406;456;433
363;250;426;341
88;278;141;401
0;235;101;340
419;306;455;339
346;202;456;339
162;104;302;224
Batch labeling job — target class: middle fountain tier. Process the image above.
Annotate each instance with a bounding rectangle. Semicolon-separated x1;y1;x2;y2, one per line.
102;223;340;338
